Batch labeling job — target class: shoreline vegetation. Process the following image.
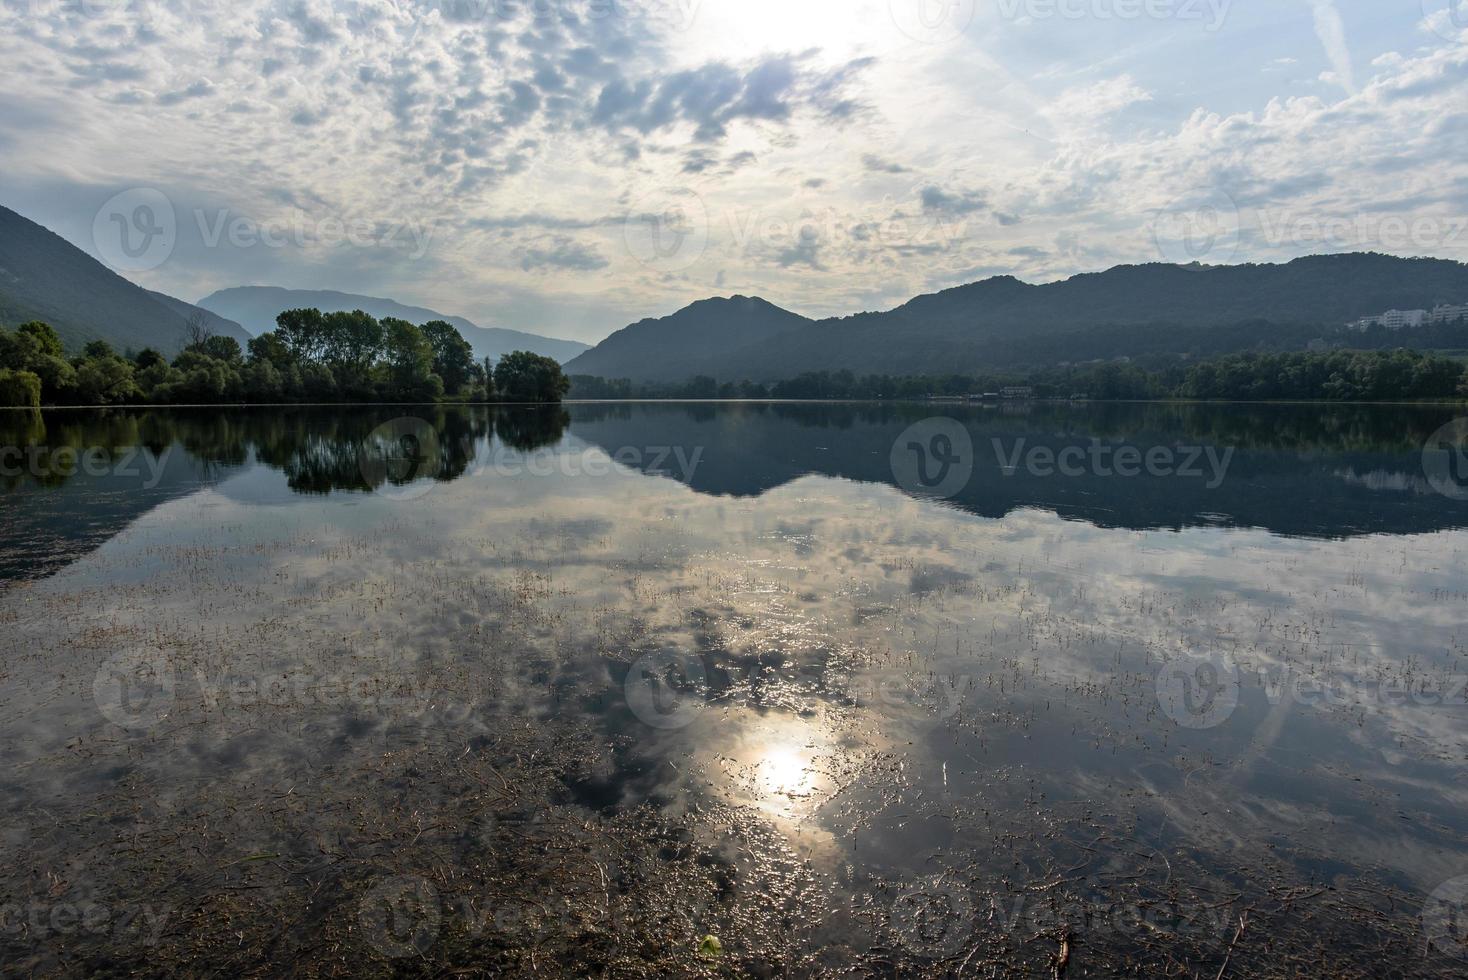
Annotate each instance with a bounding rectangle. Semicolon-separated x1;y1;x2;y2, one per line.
0;308;570;408
569;347;1468;403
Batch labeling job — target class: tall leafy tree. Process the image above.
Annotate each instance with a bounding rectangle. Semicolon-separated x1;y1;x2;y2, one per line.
200;335;244;365
494;350;570;403
275;308;328;363
420;320;475;395
321;310;383;390
17;321;64;359
380;318;441;400
247;332;293;370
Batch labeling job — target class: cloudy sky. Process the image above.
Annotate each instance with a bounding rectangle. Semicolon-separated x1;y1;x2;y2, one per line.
1;0;1466;343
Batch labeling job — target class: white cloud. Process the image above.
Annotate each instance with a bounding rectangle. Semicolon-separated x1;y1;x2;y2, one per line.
0;1;1463;340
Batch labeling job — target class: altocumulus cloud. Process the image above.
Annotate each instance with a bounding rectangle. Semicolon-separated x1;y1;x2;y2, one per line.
519;236;610;273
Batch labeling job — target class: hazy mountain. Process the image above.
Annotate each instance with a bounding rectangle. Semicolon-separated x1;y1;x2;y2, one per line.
197;286;590;364
144;289;253;344
562;295;814;383
566;254;1468;382
0;204;252;355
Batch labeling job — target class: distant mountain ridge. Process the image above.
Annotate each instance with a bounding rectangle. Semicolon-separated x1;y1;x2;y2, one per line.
564;295;810;383
563;253;1468;382
0;204;251;355
197;286;589;365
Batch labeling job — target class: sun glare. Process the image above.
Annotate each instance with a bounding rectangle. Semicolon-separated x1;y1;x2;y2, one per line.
757;745;817;798
682;0;886;63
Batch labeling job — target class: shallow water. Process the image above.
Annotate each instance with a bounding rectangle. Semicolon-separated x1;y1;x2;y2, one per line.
1;402;1466;976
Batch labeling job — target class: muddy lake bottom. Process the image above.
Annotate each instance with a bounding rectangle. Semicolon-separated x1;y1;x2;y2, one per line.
1;402;1466;977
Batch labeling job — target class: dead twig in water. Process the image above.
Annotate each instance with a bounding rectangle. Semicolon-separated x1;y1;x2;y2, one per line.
1215;911;1249;980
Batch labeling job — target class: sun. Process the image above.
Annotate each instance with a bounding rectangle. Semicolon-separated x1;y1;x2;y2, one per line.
677;0;887;65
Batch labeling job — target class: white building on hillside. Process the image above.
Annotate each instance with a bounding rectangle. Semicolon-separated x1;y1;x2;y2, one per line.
1429;303;1468;325
1349;303;1468;331
1350;308;1427;331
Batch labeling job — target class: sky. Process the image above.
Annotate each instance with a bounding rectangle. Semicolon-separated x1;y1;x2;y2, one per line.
1;0;1466;343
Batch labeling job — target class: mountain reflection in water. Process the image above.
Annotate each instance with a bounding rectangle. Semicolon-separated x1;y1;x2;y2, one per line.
4;401;1467;585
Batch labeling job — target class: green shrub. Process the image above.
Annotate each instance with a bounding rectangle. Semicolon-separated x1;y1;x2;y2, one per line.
0;369;42;408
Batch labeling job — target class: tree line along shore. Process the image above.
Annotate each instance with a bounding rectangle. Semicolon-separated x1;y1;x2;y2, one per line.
568;347;1468;403
0;309;570;407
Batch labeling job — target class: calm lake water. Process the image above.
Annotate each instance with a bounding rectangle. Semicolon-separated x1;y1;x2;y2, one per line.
2;402;1467;976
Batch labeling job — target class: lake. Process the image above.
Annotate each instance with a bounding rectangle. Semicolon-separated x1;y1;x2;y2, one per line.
2;402;1467;976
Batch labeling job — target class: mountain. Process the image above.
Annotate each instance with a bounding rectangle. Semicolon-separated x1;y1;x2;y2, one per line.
0;204;252;355
196;286;590;365
565;254;1468;382
562;295;814;383
144;289;253;343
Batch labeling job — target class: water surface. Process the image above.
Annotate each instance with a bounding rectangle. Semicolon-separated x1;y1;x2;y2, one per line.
1;402;1466;976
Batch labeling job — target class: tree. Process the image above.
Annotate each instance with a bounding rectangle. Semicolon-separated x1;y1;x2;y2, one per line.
17;321;64;359
167;350;238;403
379;318;441;401
0;369;41;408
74;355;140;405
483;356;497;401
182;311;214;349
420;320;476;395
4;323;74;401
200;335;244;365
82;339;117;361
320;310;382;391
494;350;570;403
243;360;284;402
135;348;167;370
275;308;328;363
247;332;294;370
